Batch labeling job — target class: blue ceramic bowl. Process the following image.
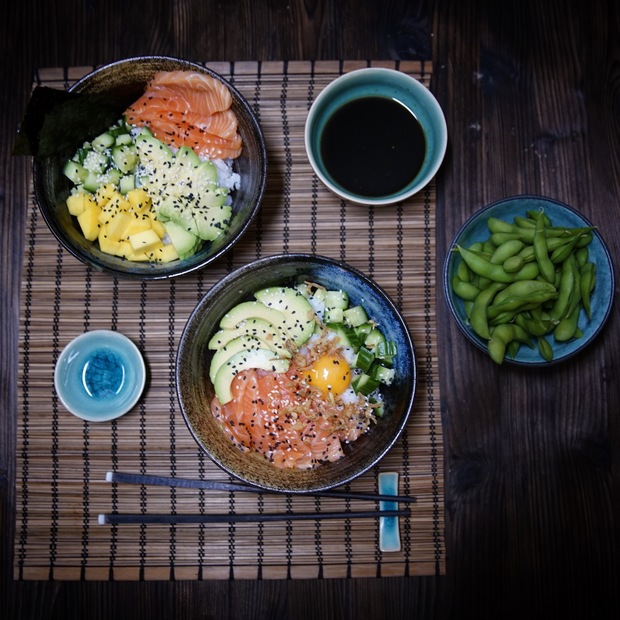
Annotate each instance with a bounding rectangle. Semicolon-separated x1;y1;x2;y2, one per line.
33;56;266;279
305;67;447;205
54;330;146;421
176;253;417;492
444;195;615;366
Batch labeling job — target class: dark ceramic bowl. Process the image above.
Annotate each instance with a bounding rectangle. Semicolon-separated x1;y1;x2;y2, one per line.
32;56;266;279
444;195;615;366
176;254;417;493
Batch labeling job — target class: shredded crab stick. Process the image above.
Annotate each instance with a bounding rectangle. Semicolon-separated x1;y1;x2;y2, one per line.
124;70;243;160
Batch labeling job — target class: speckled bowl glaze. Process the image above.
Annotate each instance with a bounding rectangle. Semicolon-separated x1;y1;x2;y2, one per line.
305;67;447;206
54;330;146;422
33;56;266;279
444;195;615;366
176;254;417;493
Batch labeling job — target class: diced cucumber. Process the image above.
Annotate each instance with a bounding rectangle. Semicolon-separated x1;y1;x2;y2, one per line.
119;174;135;194
352;347;375;373
375;340;398;362
311;287;327;303
324;307;344;323
354;322;374;340
364;328;386;349
83;150;109;173
91;131;115;152
343;305;368;327
114;133;133;146
351;373;380;396
326;323;361;351
370;364;395;385
324;290;349;310
63;160;88;185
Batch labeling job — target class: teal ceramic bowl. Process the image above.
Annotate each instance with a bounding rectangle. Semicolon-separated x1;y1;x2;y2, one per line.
176;253;417;492
54;330;146;421
305;68;447;205
444;195;615;366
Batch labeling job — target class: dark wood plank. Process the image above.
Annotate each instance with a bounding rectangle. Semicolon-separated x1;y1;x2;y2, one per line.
2;0;619;618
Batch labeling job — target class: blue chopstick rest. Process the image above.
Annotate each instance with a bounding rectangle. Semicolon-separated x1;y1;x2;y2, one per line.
379;472;402;552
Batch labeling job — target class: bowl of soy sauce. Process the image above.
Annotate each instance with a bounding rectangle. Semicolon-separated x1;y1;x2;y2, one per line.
305;68;447;206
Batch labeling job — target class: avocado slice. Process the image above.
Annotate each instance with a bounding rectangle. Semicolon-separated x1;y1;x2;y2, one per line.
163;220;202;260
214;348;290;404
219;301;287;333
254;286;317;345
208;317;290;356
209;336;265;383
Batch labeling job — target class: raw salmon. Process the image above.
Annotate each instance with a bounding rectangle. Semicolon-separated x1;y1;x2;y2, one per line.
124;70;242;159
211;366;377;470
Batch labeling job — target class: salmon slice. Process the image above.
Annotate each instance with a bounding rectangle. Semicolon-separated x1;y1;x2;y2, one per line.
148;71;233;113
124;70;242;159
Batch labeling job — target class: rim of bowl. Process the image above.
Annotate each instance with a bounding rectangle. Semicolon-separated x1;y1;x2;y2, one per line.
304;67;448;206
32;55;267;280
176;252;417;492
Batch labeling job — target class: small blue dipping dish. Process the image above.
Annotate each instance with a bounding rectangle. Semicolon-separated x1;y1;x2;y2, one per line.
54;330;146;421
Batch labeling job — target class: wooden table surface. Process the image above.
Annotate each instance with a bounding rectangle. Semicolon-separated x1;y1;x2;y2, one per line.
2;1;618;618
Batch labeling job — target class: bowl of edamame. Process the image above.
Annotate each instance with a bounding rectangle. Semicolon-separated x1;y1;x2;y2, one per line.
443;195;614;365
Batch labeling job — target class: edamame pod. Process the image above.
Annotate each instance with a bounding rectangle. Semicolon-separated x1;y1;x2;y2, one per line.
534;211;556;283
490;239;524;264
451;275;481;301
579;261;596;318
469;281;506;339
537;336;554;362
457;245;540;283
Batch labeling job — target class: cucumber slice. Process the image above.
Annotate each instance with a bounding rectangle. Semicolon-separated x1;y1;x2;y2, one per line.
352;347;375;372
324;290;349;310
351;373;380;396
370;364;395;385
343;305;368;327
63;160;88;184
91;131;115;152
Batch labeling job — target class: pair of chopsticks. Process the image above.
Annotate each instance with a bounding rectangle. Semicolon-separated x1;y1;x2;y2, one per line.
98;471;414;525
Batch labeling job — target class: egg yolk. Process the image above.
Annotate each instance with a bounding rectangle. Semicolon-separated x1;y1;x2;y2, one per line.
304;355;351;396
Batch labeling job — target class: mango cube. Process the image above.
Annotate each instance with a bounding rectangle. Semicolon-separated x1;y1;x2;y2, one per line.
151;218;166;239
105;210;133;241
77;205;102;241
124;214;153;237
126;188;152;213
95;183;118;206
153;243;179;263
128;229;162;254
66;192;96;216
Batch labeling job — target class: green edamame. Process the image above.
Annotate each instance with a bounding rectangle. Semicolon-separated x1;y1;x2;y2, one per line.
451;208;598;363
533;211;556;283
469;281;506;339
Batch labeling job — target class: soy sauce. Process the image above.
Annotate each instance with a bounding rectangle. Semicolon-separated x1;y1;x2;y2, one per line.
320;96;426;197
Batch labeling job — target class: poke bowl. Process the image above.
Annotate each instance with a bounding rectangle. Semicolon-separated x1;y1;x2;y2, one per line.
176;254;417;493
32;55;267;279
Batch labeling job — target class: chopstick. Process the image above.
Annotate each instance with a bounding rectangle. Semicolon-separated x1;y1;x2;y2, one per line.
106;471;416;504
99;508;410;525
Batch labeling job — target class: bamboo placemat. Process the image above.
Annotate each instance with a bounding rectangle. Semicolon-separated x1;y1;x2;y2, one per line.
15;60;444;580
